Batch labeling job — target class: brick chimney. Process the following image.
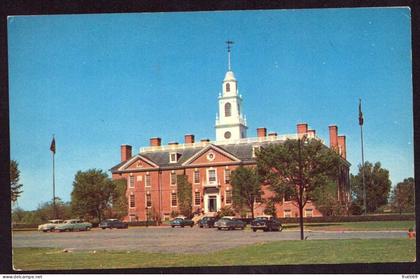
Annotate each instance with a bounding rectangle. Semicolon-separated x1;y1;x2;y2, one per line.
338;135;347;159
307;129;316;138
121;144;132;162
297;123;308;138
328;125;338;151
185;134;195;144
150;137;161;147
200;138;210;143
257;127;267;138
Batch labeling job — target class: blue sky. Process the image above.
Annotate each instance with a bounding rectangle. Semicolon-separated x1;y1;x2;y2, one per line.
8;8;413;210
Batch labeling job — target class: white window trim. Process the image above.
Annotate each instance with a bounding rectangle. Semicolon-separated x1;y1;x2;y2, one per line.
193;170;200;184
252;145;261;158
129;193;136;208
206;168;217;185
304;208;313;217
169;152;178;163
225;189;232;205
145;173;151;187
284;209;291;218
194;191;201;206
171;191;177;208
224;169;231;184
129;175;135;188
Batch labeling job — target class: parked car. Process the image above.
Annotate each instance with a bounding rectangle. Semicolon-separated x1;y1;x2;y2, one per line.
170;216;194;228
55;219;92;232
198;217;217;228
214;216;246;230
37;219;64;232
99;219;128;229
250;215;283;232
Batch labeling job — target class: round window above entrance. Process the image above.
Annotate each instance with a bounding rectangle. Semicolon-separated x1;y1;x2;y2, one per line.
207;152;215;161
224;131;231;139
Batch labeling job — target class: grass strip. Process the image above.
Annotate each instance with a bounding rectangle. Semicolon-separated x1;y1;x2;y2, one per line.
13;238;416;270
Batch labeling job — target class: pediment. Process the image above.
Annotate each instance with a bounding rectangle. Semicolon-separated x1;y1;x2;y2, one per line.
119;155;158;171
182;144;240;166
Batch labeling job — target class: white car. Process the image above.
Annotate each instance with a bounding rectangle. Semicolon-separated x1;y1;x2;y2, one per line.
38;219;64;232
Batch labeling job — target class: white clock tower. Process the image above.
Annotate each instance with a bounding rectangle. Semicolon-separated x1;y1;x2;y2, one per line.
215;41;248;141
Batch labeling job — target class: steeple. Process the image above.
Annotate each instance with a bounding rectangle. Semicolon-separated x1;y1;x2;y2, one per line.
215;41;247;141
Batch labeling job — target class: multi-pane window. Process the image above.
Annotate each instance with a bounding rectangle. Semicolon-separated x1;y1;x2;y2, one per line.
194;170;200;184
170;172;177;185
146;193;152;207
145;174;151;187
194;192;200;206
284;209;291;218
224;169;231;184
208;169;216;184
225;190;232;205
129;176;135;188
305;209;313;217
129;194;135;208
171;193;177;207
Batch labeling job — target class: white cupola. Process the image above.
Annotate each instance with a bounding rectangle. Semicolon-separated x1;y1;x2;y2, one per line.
215;41;248;141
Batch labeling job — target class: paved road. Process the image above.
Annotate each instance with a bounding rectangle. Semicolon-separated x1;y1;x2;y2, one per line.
12;227;407;254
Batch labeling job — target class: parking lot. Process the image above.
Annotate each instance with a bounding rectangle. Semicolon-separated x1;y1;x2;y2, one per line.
12;226;407;254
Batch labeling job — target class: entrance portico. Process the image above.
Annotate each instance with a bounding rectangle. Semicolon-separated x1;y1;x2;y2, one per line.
203;187;221;213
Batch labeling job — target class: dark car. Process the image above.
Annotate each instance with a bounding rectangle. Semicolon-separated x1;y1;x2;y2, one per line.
214;216;246;230
250;215;283;232
99;219;128;229
198;217;217;228
170;216;194;228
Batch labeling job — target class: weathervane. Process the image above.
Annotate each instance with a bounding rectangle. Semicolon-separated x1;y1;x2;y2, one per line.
226;40;234;71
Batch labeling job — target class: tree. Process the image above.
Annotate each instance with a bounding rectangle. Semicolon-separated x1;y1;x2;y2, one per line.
312;179;346;216
263;199;277;217
110;179;128;219
390;177;414;214
351;161;391;213
10;160;23;204
257;137;341;240
177;175;193;218
71;169;115;222
230;166;262;219
36;197;72;222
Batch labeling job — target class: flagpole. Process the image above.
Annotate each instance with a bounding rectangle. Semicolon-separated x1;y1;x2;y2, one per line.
359;99;366;215
360;123;366;215
51;135;56;219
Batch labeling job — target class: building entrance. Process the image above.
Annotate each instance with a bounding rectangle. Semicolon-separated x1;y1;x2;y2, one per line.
208;195;217;212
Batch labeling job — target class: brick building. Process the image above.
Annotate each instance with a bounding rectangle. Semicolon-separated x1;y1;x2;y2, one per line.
110;46;351;221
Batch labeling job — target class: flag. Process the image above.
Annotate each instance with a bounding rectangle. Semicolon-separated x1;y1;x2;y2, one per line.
50;137;56;154
358;99;364;126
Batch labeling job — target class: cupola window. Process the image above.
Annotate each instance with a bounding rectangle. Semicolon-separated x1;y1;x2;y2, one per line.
225;102;231;117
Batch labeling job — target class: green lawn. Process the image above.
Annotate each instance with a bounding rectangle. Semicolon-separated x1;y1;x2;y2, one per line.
283;220;415;231
13;238;415;270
